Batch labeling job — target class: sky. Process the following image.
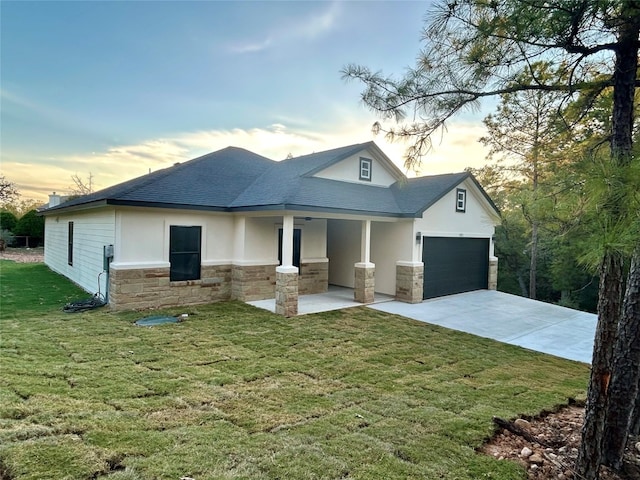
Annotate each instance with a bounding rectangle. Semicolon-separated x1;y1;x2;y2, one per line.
1;0;493;203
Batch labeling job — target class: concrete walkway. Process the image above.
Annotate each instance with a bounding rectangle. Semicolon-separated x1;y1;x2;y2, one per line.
369;290;597;364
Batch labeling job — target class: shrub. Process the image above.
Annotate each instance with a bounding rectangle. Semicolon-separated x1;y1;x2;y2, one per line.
0;229;15;249
14;210;44;237
0;211;18;232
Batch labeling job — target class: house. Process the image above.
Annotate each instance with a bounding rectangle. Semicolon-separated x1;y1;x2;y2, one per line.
40;141;500;315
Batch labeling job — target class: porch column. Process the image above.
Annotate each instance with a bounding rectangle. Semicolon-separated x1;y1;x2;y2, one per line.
354;220;375;304
276;214;298;316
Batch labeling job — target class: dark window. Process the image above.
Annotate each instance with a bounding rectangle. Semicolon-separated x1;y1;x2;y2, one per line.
67;222;74;266
278;228;301;268
169;226;201;281
359;157;372;181
456;188;467;212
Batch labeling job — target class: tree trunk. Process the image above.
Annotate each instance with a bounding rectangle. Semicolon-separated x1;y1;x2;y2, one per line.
529;221;538;299
576;5;640;477
576;253;624;480
603;247;640;470
630;377;640;435
517;273;528;298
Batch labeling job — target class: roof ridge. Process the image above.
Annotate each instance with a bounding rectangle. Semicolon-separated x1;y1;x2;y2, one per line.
284;141;371;162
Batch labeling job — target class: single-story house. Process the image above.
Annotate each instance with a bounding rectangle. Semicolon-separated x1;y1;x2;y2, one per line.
41;141;500;315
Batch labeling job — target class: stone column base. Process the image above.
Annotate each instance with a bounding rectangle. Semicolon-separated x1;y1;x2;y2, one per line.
396;262;424;303
488;257;498;290
275;266;298;317
354;262;375;304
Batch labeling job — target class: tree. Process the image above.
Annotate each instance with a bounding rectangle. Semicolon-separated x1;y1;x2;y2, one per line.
69;172;94;197
469;166;531;297
1;199;44;218
14;210;44;239
480;63;566;299
0;211;18;232
343;1;640;477
0;175;19;206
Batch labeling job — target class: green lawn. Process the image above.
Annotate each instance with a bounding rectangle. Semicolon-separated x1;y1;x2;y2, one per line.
0;259;589;480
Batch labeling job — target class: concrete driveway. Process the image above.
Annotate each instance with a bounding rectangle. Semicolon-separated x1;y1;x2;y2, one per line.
368;290;597;364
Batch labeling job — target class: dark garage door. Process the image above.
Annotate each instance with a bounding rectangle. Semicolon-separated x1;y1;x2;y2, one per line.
422;237;489;299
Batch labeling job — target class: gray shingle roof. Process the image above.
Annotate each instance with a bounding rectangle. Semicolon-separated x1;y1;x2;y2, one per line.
42;143;498;218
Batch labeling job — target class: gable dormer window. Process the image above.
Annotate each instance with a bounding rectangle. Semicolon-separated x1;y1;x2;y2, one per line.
456;188;466;212
359;157;372;181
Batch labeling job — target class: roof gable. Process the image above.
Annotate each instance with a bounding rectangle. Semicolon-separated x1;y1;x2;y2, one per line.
304;141;405;187
392;172;500;219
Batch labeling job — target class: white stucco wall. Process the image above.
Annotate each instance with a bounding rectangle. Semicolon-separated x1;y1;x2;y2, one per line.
414;178;499;260
416;179;498;237
327;219;361;288
112;208;236;268
44;208;116;296
244;217;328;265
313;150;398;187
300;218;327;261
111;210;327;270
244;217;278;264
371;220;413;295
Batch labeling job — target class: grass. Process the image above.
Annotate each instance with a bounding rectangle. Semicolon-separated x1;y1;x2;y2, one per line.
0;259;590;479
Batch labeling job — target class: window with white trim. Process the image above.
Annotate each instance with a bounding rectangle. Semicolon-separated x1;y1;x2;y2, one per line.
456;188;467;212
359;157;372;181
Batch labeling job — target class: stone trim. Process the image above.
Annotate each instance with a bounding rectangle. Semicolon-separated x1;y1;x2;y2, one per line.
354;263;375;304
396;263;424;303
488;257;498;290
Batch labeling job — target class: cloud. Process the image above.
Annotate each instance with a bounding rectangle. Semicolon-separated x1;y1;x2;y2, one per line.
1;88;62;122
3;118;490;202
228;1;341;54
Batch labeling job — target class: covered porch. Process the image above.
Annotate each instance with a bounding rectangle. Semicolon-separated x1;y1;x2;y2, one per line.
271;213;420;317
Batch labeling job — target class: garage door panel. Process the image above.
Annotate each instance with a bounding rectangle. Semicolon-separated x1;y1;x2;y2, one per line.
422;237;489;299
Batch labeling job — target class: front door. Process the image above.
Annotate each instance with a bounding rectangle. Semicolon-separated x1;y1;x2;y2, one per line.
278;228;301;268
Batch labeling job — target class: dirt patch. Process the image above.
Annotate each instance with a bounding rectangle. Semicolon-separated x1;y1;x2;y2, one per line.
0;247;44;263
480;402;640;479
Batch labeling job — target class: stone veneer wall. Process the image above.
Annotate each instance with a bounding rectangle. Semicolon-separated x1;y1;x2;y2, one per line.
231;264;277;301
299;261;328;295
488;258;498;290
396;264;424;303
109;264;232;311
108;261;327;311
